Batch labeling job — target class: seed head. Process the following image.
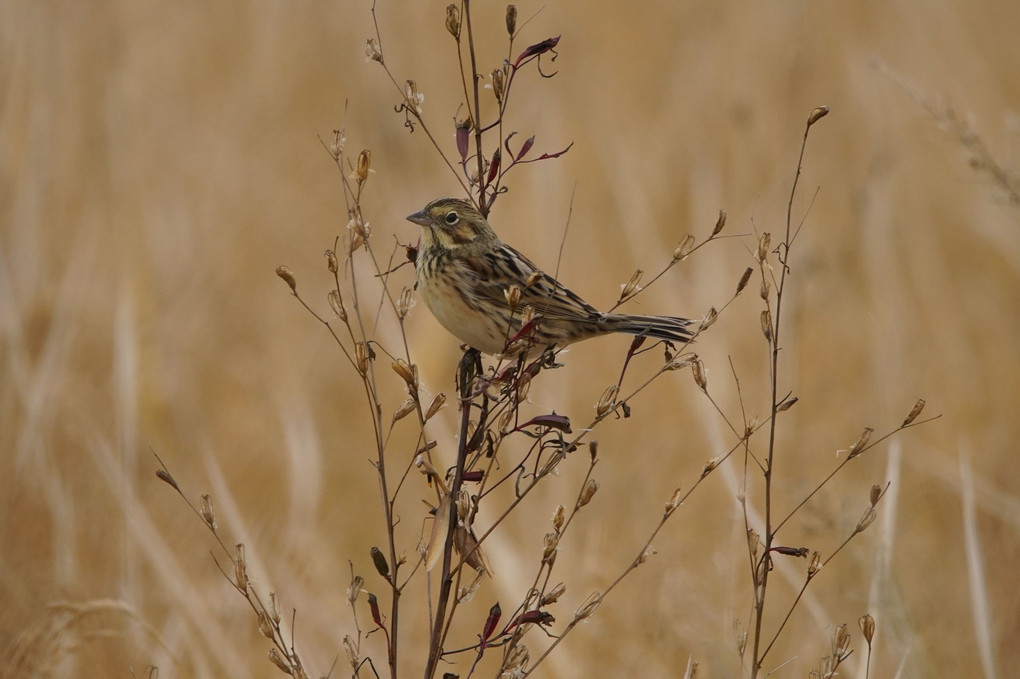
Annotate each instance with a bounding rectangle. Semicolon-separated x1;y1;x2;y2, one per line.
356;149;371;185
275;266;297;293
542;532;559;564
326;249;339;274
397;286;414;319
595;385;618;417
902;398;926;426
756;232;771;263
736;266;753;295
859;613;876;644
760;309;773;342
269;591;281;624
405;80;424;115
199;494;217;531
506;5;518;36
577;479;599;508
618;270;644;303
552;504;566;533
574;592;602;622
847;427;874;459
328;290;347;321
807;105;830;126
700;306;718;331
490;68;506;104
347;574;365;603
711;209;728;237
445;4;461;39
365;37;383;63
424;393;446;421
504;284;521;310
665;487;683;514
541;582;566;606
692;358;708;391
672;233;695;261
268;648;291;674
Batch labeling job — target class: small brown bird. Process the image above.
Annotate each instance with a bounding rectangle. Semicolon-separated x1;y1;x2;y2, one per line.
407;198;693;355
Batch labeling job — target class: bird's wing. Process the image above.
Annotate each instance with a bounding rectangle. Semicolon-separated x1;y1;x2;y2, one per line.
463;243;602;322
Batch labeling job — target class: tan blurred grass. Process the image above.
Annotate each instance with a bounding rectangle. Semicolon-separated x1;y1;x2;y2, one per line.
3;0;1019;676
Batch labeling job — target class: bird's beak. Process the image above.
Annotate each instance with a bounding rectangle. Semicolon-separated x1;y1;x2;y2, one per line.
406;210;431;227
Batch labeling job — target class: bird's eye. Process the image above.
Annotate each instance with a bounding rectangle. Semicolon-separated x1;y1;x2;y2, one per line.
444;211;459;225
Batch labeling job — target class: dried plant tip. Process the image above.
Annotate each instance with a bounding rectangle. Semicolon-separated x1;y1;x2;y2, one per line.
856;506;878;533
808;550;822;576
456;489;472;523
276;266;297;293
746;528;760;563
268;591;281;624
365;37;382;63
576;479;599;508
268;648;292;674
552;504;566;533
327;290;347;321
506;4;518;36
343;635;358;670
346;574;365;605
405;80;424;115
503;643;530;675
902;398;926;426
424;393;446;421
673;233;696;262
736;267;754;295
638;544;657;564
490;67;505;104
234;543;249;591
574;592;602;622
808;105;830;126
760;309;773;342
595;384;618;417
504;284;521;310
692;358;708;391
618;270;644;303
869;484;882;507
542;582;566;606
391;358;417;388
711;209;728;237
859;613;875;644
356;149;371;185
326;249;339;274
700;307;718;331
258;611;275;639
355;342;372;376
155;468;179;491
847;427;874;459
200;494;217;531
776;396;798;412
588;439;599;461
397;286;414;319
665;487;683;514
756;232;771;263
759;277;770;301
329;129;345;159
665;352;696;371
542;532;559;563
833;623;851;659
369;546;390;580
445;3;461;39
701;455;720;478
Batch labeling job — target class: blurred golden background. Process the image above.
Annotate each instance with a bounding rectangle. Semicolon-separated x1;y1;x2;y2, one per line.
3;0;1019;676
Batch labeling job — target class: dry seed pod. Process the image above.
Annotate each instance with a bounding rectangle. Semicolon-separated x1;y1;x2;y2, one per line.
808;105;830;125
847;427;874;459
576;479;599;508
424;393;446;421
595;385;618;416
859;613;875;644
200;494;217;531
268;648;291;674
328;290;347;321
756;232;771;263
542;532;559;563
903;398;926;426
445;3;461;38
673;233;695;261
618;270;644;303
692;358;708;391
711;209;728;237
736;266;753;295
356;149;371;185
365;38;382;63
541;582;566;606
269;591;281;624
506;5;517;36
574;592;602;621
760;309;773;342
393;397;416;423
275;266;297;292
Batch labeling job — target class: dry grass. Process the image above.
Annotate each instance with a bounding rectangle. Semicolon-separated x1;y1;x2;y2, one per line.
3;1;1019;677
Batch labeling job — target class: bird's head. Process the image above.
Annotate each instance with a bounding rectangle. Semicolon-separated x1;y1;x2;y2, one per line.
406;198;497;251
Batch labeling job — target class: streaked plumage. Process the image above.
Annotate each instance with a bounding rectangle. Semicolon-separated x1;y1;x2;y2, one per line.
407;198;693;356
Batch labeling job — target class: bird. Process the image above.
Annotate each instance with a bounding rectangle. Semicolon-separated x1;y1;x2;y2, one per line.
406;197;694;356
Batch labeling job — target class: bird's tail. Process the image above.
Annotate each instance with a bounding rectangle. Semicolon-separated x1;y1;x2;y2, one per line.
600;313;695;344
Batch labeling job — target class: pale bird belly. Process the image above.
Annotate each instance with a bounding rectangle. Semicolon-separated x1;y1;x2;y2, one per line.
420;275;508;354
